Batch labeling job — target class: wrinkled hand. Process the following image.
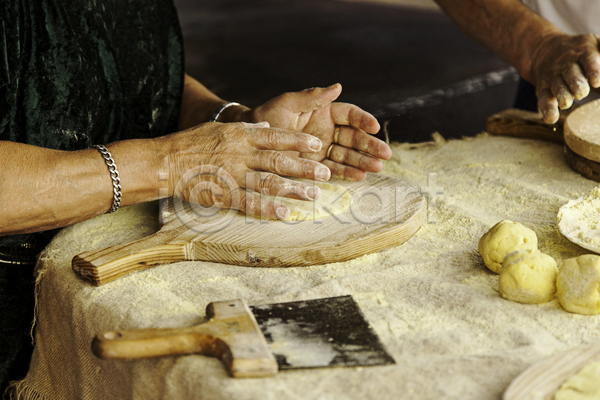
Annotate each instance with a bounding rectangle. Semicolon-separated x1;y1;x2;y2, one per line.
246;84;392;181
531;33;600;123
154;122;330;219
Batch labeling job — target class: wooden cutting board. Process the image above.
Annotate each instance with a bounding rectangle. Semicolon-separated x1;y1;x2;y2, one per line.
486;104;600;182
503;343;600;400
73;173;426;286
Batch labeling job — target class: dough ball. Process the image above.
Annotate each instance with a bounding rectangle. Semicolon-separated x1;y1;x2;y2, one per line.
498;249;558;304
478;220;538;273
557;255;600;315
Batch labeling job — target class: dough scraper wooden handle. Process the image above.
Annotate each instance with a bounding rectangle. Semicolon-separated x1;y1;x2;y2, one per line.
92;299;278;378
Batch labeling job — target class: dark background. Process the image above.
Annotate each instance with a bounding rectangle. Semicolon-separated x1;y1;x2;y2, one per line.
173;0;520;143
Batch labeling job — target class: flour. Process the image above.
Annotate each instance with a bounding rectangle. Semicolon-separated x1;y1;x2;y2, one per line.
15;133;600;400
557;186;600;252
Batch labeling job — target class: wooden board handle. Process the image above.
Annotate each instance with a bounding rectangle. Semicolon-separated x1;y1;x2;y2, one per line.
486;108;565;144
91;299;278;378
72;227;190;286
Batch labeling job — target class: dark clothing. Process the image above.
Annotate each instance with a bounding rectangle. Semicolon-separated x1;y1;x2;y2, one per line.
513;77;539;112
0;0;184;391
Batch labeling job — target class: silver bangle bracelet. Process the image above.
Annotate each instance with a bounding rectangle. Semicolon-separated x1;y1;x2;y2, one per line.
93;144;122;214
209;102;241;122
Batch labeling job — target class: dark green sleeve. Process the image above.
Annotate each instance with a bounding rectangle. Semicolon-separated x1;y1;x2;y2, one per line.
0;0;184;150
0;0;185;246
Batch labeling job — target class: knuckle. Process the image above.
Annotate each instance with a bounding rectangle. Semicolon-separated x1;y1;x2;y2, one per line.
222;123;239;136
311;99;323;109
573;78;588;90
330;146;342;163
242;193;258;213
582;33;596;44
280;92;294;103
268;151;286;174
358;154;371;171
265;130;281;148
259;173;279;191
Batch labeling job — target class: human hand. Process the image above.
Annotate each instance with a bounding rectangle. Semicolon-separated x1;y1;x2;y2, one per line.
530;33;600;123
154;122;330;219
246;84;392;181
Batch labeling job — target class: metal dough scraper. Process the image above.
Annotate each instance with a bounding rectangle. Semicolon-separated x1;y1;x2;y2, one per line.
92;295;395;377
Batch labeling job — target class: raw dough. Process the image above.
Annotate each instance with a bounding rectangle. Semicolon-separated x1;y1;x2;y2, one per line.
478;220;538;273
498;249;558;304
253;179;352;221
554;360;600;400
557;186;600;253
557;255;600;315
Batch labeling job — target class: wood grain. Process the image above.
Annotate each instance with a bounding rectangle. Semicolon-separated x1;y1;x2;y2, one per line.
503;343;600;400
92;299;278;378
73;173;426;285
564;99;600;163
564;145;600;182
486;108;565;144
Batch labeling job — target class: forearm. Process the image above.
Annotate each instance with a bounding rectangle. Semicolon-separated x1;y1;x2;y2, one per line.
0;139;161;236
434;0;562;82
178;74;250;130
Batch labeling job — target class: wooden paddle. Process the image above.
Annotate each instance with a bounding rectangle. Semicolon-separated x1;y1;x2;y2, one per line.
486;103;600;182
73;173;426;286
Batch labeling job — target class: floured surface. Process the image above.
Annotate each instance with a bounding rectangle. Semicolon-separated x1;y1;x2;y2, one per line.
16;134;600;400
557;187;600;253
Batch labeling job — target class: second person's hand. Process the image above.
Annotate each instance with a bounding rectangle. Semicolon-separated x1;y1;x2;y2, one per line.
531;33;600;123
246;84;393;181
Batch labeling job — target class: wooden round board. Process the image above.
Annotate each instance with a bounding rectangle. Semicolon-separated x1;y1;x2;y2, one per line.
564;99;600;163
486;107;600;182
503;343;600;400
564;144;600;182
72;173;426;285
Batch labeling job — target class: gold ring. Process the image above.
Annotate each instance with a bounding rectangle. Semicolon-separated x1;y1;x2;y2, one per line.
333;126;340;144
326;143;335;159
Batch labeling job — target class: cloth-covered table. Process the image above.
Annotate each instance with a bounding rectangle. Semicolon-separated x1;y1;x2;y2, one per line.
9;133;600;400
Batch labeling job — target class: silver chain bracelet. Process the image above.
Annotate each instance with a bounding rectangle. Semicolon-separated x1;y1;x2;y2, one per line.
93;145;122;213
209;102;241;122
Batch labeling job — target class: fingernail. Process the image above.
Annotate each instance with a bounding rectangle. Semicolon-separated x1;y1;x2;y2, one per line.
255;121;270;128
315;166;331;181
275;205;290;220
306;186;320;200
309;138;322;152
